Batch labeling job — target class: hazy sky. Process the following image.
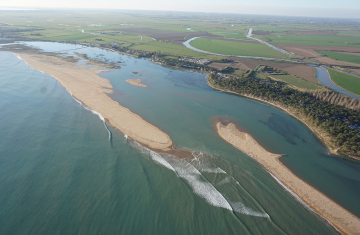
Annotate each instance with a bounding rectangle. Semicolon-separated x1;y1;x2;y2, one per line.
2;0;360;18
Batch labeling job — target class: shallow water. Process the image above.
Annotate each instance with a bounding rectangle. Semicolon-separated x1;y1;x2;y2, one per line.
1;42;359;234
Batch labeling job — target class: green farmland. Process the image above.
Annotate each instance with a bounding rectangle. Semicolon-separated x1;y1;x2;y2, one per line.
190;38;291;59
130;41;222;59
269;74;321;90
317;50;360;64
264;34;360;47
328;68;360;96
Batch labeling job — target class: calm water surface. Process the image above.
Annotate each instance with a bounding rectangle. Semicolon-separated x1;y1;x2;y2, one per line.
1;42;359;234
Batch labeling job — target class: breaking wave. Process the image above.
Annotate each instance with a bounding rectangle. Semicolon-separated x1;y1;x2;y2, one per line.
69;92;111;140
132;143;268;218
132;142;176;172
230;201;269;218
217;177;231;186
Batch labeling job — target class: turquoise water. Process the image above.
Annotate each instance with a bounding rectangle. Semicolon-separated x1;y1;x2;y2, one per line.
0;42;358;234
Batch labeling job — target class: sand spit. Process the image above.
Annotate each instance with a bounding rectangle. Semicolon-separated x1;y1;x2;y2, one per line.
216;121;360;235
16;52;172;151
126;79;147;87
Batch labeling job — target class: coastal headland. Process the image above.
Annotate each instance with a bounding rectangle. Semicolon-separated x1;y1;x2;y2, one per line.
126;79;147;87
15;52;172;151
216;120;360;235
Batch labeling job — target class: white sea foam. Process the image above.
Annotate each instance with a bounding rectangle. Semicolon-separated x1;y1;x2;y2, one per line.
129;142;269;218
200;166;226;174
67;91;111;139
166;157;233;210
217;177;231;186
15;54;52;77
230;201;269;218
133;142;176;172
16;55;29;67
90;109;105;122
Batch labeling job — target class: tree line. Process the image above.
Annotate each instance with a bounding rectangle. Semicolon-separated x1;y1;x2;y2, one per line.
208;74;360;158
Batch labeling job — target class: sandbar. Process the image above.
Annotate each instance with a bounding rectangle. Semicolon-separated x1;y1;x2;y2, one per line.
126;79;147;87
16;52;172;151
216;121;360;235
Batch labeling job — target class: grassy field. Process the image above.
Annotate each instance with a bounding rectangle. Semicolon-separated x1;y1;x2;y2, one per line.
130;41;223;59
225;33;248;40
2;10;360;65
327;68;360;96
269;74;321;90
189;38;291;59
317;50;360;64
264;34;360;47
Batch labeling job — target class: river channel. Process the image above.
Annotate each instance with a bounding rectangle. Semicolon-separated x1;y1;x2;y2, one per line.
184;29;360;100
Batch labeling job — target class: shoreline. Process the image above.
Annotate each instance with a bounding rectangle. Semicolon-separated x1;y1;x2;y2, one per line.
216;121;360;235
12;48;359;233
205;74;343;157
14;52;173;151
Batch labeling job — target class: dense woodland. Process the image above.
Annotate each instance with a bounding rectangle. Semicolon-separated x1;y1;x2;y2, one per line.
208;74;360;158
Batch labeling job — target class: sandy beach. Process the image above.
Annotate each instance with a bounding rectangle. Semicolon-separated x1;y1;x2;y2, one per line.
126;79;147;87
16;52;172;151
216;121;360;235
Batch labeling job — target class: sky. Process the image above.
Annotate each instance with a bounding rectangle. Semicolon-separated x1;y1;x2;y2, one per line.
1;0;360;18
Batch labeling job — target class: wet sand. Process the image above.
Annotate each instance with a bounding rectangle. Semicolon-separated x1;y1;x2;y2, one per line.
16;52;172;151
126;79;147;87
216;121;360;235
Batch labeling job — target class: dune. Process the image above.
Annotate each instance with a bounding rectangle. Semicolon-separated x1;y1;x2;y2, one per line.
16;52;172;151
216;121;360;235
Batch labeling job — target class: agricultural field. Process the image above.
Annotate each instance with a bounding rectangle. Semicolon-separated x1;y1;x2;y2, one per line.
130;41;223;59
327;68;360;96
317;50;360;64
263;33;360;47
189;38;291;59
269;74;321;90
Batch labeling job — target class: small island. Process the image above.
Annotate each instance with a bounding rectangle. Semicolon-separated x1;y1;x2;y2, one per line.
126;79;147;87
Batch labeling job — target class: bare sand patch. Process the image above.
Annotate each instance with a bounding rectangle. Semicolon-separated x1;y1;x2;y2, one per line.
16;52;172;151
126;79;147;87
216;121;360;235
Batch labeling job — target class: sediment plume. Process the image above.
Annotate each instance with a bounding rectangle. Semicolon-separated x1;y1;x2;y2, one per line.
216;120;360;235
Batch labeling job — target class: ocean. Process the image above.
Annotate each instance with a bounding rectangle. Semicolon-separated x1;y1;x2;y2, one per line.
1;42;358;234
